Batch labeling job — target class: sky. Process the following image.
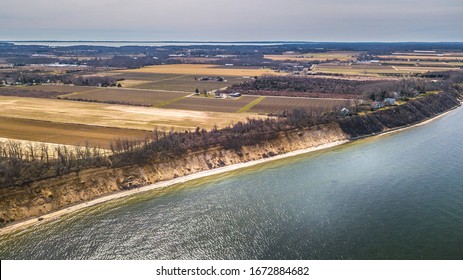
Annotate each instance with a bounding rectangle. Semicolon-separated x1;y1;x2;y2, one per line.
1;0;462;42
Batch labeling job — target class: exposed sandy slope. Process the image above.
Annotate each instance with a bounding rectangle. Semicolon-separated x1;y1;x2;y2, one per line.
0;122;349;234
0;100;460;235
0;140;347;235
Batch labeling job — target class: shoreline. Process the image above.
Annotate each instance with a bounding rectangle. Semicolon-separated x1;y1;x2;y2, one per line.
0;140;348;235
0;104;460;235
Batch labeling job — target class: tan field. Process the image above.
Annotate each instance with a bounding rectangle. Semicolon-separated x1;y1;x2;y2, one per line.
117;79;152;88
0;117;149;149
0;96;258;132
380;60;463;67
313;64;460;76
119;64;283;76
393;66;461;73
264;51;360;62
378;55;463;61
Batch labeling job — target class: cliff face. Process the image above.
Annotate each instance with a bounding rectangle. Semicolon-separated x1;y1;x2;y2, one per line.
0;122;348;226
338;92;461;138
1;92;460;227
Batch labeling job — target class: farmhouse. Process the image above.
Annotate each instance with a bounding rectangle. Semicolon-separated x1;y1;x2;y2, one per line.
371;101;385;110
384;98;396;106
341;108;351;116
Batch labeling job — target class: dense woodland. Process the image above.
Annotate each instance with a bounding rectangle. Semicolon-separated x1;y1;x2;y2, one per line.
226;75;377;97
226;72;463;101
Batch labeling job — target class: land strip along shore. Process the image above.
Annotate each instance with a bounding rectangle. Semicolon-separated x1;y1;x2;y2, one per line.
0;93;461;235
0;140;347;235
0;95;461;234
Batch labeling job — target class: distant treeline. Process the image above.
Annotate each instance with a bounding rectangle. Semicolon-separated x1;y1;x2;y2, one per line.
85;55;161;69
7;72;118;87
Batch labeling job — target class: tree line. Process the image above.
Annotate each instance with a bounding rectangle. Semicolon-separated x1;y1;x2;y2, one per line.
0;110;341;188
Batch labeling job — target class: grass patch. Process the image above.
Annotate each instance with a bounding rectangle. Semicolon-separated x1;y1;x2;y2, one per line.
155;95;189;108
237;96;266;113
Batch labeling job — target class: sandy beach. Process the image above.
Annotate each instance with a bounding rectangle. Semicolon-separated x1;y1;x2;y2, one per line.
0;140;348;235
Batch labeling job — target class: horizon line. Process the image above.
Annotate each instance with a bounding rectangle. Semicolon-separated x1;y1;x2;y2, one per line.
2;40;463;44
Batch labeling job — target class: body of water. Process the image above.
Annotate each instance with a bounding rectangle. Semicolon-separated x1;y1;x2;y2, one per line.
7;41;301;47
1;108;462;259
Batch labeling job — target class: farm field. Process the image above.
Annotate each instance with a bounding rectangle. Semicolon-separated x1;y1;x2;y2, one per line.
248;96;351;114
377;54;463;61
0;96;257;132
133;75;246;92
118;64;282;76
164;96;260;113
264;51;360;62
379;60;463;67
0;116;149;149
313;64;459;75
59;88;189;107
0;85;92;98
112;71;250;92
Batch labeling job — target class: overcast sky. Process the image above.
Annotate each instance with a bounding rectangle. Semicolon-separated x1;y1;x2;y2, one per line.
1;0;462;41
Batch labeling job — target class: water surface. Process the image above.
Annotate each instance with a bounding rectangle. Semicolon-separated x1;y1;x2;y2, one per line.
1;108;462;259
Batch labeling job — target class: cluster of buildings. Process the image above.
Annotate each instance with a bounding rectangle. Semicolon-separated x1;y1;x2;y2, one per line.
371;98;397;110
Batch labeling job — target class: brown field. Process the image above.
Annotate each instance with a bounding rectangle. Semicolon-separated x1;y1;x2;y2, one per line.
164;96;260;113
313;64;460;75
119;64;283;76
249;97;351;114
393;66;461;72
0;116;149;149
111;70;250;92
59;88;189;107
0;85;92;98
133;75;247;92
380;60;463;67
170;57;221;63
117;79;152;88
265;51;360;62
378;54;463;62
111;72;181;81
0;96;257;132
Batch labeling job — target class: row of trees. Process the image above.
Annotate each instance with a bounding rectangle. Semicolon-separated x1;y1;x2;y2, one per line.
0;110;336;188
10;72;118;87
0;141;108;187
